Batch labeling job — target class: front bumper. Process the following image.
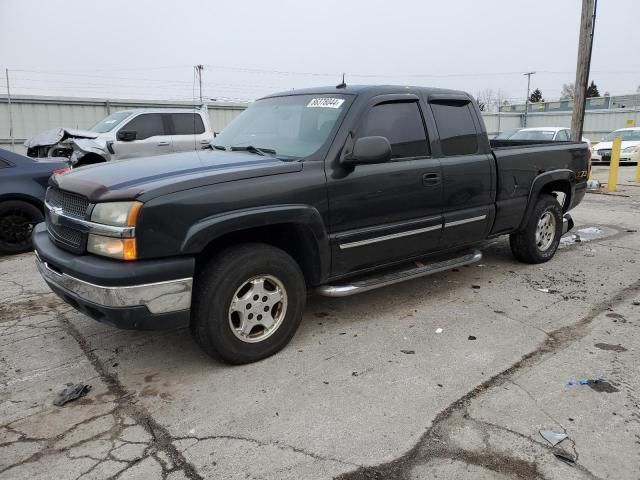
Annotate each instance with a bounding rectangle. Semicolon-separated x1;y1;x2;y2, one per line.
33;224;193;330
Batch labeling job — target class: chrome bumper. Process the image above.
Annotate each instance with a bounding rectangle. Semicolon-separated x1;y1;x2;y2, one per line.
35;251;192;314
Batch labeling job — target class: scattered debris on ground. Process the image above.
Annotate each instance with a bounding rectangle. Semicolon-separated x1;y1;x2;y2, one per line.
539;430;568;446
53;383;91;406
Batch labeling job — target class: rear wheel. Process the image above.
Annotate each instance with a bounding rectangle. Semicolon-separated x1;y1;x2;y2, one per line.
510;194;562;264
0;200;43;255
191;243;306;364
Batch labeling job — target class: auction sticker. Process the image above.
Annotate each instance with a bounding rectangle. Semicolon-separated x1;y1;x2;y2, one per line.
307;98;345;108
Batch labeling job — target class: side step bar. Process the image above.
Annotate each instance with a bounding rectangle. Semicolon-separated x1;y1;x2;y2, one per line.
316;250;482;297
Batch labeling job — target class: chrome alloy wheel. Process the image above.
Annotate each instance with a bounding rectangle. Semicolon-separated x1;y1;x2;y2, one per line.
228;275;288;343
535;211;556;251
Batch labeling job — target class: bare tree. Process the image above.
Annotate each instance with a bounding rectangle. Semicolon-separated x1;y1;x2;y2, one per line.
561;83;576;100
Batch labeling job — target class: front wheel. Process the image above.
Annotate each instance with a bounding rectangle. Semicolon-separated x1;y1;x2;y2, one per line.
509;194;563;264
0;200;43;255
191;243;306;364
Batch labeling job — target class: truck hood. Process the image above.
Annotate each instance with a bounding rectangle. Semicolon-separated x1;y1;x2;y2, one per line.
50;150;303;202
24;128;100;148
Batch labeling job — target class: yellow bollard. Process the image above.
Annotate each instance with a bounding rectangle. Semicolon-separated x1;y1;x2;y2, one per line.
607;137;622;192
636;152;640;182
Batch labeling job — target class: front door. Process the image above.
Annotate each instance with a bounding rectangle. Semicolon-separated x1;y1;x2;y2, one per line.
113;113;173;160
327;98;443;276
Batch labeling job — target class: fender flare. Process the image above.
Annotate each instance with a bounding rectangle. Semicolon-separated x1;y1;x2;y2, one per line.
518;169;575;230
182;204;331;281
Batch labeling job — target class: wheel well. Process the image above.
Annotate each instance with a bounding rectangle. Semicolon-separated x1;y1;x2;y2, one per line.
196;223;322;286
539;179;571;212
0;195;44;213
75;153;106;167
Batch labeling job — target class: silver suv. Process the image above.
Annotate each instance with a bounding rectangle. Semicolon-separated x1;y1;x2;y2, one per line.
25;108;214;166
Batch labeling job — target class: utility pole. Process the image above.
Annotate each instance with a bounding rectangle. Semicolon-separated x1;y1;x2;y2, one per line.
571;0;597;141
5;69;14;150
523;71;535;127
194;65;204;103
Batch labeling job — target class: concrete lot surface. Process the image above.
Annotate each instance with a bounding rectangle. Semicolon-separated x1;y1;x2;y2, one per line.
1;166;639;479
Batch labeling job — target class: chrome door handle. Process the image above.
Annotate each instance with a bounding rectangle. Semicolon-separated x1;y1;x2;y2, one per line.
157;141;170;146
199;139;210;144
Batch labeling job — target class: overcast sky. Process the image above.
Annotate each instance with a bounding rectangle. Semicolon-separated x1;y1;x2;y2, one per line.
1;0;639;105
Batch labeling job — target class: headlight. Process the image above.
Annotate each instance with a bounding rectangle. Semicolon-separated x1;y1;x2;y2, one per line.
91;201;142;227
88;201;141;260
87;235;137;260
622;146;639;154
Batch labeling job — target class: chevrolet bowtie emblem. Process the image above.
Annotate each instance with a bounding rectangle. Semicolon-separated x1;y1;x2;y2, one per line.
49;206;63;225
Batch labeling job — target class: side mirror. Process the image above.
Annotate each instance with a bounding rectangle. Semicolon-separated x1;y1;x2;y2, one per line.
343;136;392;166
117;130;137;142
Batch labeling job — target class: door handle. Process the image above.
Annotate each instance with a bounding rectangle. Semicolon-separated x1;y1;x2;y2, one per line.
422;173;440;186
157;141;170;146
199;139;210;144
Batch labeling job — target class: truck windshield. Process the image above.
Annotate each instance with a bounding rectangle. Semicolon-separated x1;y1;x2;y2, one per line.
601;129;640;141
212;94;349;159
90;111;131;133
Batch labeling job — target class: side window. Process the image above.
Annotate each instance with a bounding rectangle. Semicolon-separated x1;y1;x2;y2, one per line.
120;113;165;140
171;113;205;135
556;129;569;141
430;103;479;156
358;102;429;159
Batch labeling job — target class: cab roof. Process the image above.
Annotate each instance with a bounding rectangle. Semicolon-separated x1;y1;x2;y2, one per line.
260;85;471;100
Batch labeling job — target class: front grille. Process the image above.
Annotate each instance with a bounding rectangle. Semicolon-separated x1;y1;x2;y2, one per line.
46;188;90;219
597;149;611;156
48;222;83;249
45;188;90;253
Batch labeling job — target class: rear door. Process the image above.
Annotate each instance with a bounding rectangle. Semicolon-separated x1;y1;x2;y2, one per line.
428;98;493;247
168;112;212;153
327;95;443;276
113;113;172;159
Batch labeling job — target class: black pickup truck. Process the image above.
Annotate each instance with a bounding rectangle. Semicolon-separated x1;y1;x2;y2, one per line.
33;85;590;364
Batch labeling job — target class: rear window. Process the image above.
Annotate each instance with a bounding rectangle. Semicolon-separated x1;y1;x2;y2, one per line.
171;113;205;135
430;103;479;156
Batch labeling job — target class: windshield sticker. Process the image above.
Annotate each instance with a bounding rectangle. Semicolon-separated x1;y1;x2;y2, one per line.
105;119;117;124
306;98;345;109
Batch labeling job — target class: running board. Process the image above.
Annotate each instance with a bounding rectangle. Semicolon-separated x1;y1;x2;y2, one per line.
316;250;482;297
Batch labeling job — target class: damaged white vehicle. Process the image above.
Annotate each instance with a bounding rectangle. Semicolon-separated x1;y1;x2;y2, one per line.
25;108;214;166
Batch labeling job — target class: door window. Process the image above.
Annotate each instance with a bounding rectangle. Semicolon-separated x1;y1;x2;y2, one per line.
357;102;429;159
555;129;569;141
430;103;479;156
121;113;166;140
171;113;205;135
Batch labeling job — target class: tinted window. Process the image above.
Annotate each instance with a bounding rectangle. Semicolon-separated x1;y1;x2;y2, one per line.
121;114;165;140
555;129;569;141
431;103;478;156
358;102;428;159
171;113;205;135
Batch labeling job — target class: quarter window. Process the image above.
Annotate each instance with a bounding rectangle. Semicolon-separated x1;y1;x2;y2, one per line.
0;159;11;168
358;102;429;159
430;103;479;156
120;113;166;140
171;113;205;135
555;129;569;141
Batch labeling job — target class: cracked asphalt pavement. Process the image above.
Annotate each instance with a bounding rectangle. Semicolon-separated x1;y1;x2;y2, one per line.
1;166;639;479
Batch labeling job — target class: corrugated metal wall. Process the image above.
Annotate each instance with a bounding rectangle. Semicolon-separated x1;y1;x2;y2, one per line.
2;94;639;155
482;108;640;139
0;94;247;155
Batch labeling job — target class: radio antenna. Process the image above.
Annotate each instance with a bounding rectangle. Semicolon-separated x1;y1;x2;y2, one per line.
336;73;346;89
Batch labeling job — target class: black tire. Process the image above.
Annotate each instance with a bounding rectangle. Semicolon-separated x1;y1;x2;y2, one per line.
0;200;43;255
191;243;306;364
509;194;563;264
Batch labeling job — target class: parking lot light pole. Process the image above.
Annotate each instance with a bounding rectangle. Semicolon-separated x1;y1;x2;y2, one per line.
571;0;597;141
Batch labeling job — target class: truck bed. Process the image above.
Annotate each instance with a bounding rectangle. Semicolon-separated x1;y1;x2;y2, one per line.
489;140;590;235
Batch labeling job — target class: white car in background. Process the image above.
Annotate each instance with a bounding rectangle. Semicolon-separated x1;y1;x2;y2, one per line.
506;127;592;152
591;128;640;164
25;108;214;167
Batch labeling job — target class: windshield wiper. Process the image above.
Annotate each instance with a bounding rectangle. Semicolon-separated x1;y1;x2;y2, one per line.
210;144;226;151
230;145;276;157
